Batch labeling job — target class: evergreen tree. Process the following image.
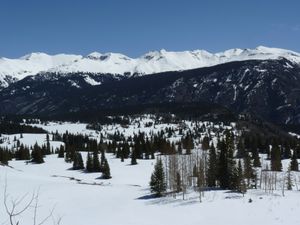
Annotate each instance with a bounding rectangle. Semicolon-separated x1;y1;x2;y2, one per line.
131;148;137;165
283;144;291;159
237;160;246;194
150;158;166;197
177;143;182;155
58;145;65;158
176;171;182;192
86;152;94;172
183;135;194;154
201;136;210;150
253;150;261;167
271;144;282;171
236;137;246;158
101;158;111;179
207;143;217;187
243;153;254;187
46;134;51;155
226;131;237;190
73;152;84;170
290;151;299;171
31;143;44;164
15;144;30;160
218;140;229;189
93;150;101;172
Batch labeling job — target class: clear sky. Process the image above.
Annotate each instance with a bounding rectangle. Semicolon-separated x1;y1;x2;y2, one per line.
0;0;300;58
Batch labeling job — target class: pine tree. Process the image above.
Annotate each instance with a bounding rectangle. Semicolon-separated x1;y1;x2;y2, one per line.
202;136;210;150
236;137;246;158
58;145;65;158
226;131;237;190
253;150;261;167
93;150;101;172
218;140;229;189
150;158;166;197
243;153;254;187
31;143;44;164
15;144;30;160
101;158;111;179
73;152;84;170
207;143;217;187
131;147;137;165
290;151;299;171
86;152;94;172
46;134;51;155
282;144;290;159
237;160;246;194
271;144;282;171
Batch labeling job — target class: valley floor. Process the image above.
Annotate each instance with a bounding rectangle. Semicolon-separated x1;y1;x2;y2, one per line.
0;121;300;225
1;154;300;225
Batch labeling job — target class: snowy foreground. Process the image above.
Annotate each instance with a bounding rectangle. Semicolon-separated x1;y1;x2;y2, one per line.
1;122;300;225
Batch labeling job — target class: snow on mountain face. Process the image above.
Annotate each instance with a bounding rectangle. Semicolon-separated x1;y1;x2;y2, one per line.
0;46;300;87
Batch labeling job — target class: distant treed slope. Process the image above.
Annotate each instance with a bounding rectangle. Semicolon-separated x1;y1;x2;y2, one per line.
0;58;300;125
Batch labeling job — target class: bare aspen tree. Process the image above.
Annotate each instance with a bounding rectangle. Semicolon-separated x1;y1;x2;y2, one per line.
3;180;61;225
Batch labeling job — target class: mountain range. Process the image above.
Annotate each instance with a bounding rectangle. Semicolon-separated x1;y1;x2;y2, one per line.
1;46;300;126
1;46;300;88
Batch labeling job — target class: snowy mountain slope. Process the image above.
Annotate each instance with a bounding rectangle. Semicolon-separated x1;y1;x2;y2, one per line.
0;53;81;88
1;46;300;88
2;58;300;125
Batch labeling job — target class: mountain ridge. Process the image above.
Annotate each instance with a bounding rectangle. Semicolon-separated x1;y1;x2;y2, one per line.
1;46;300;88
1;58;300;125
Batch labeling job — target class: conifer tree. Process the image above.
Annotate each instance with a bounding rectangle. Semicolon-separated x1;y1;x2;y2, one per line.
253;150;261;167
243;153;254;187
93;150;101;172
283;144;291;159
237;160;246;194
271;144;282;171
290;151;299;171
202;136;210;150
207;143;217;187
73;152;84;170
31;143;44;164
86;152;94;172
131;148;137;165
236;137;246;158
58;145;65;158
101;158;111;179
15;144;30;160
218;140;229;189
150;158;166;197
226;131;237;190
46;134;51;155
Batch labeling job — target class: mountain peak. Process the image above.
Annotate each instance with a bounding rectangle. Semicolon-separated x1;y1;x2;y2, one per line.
1;46;300;89
86;52;103;60
20;52;50;60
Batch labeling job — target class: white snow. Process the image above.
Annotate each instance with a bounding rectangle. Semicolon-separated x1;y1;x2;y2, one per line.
1;119;300;225
1;46;300;88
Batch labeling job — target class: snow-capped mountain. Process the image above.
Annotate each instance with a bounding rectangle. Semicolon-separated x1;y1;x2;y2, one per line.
1;46;300;88
1;57;300;125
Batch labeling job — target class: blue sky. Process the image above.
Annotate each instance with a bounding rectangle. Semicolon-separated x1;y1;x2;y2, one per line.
0;0;300;57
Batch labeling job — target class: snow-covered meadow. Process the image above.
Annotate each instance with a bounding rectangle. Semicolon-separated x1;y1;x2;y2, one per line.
0;118;300;225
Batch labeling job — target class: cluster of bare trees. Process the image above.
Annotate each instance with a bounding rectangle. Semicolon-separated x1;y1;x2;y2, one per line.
160;150;208;201
259;168;300;195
